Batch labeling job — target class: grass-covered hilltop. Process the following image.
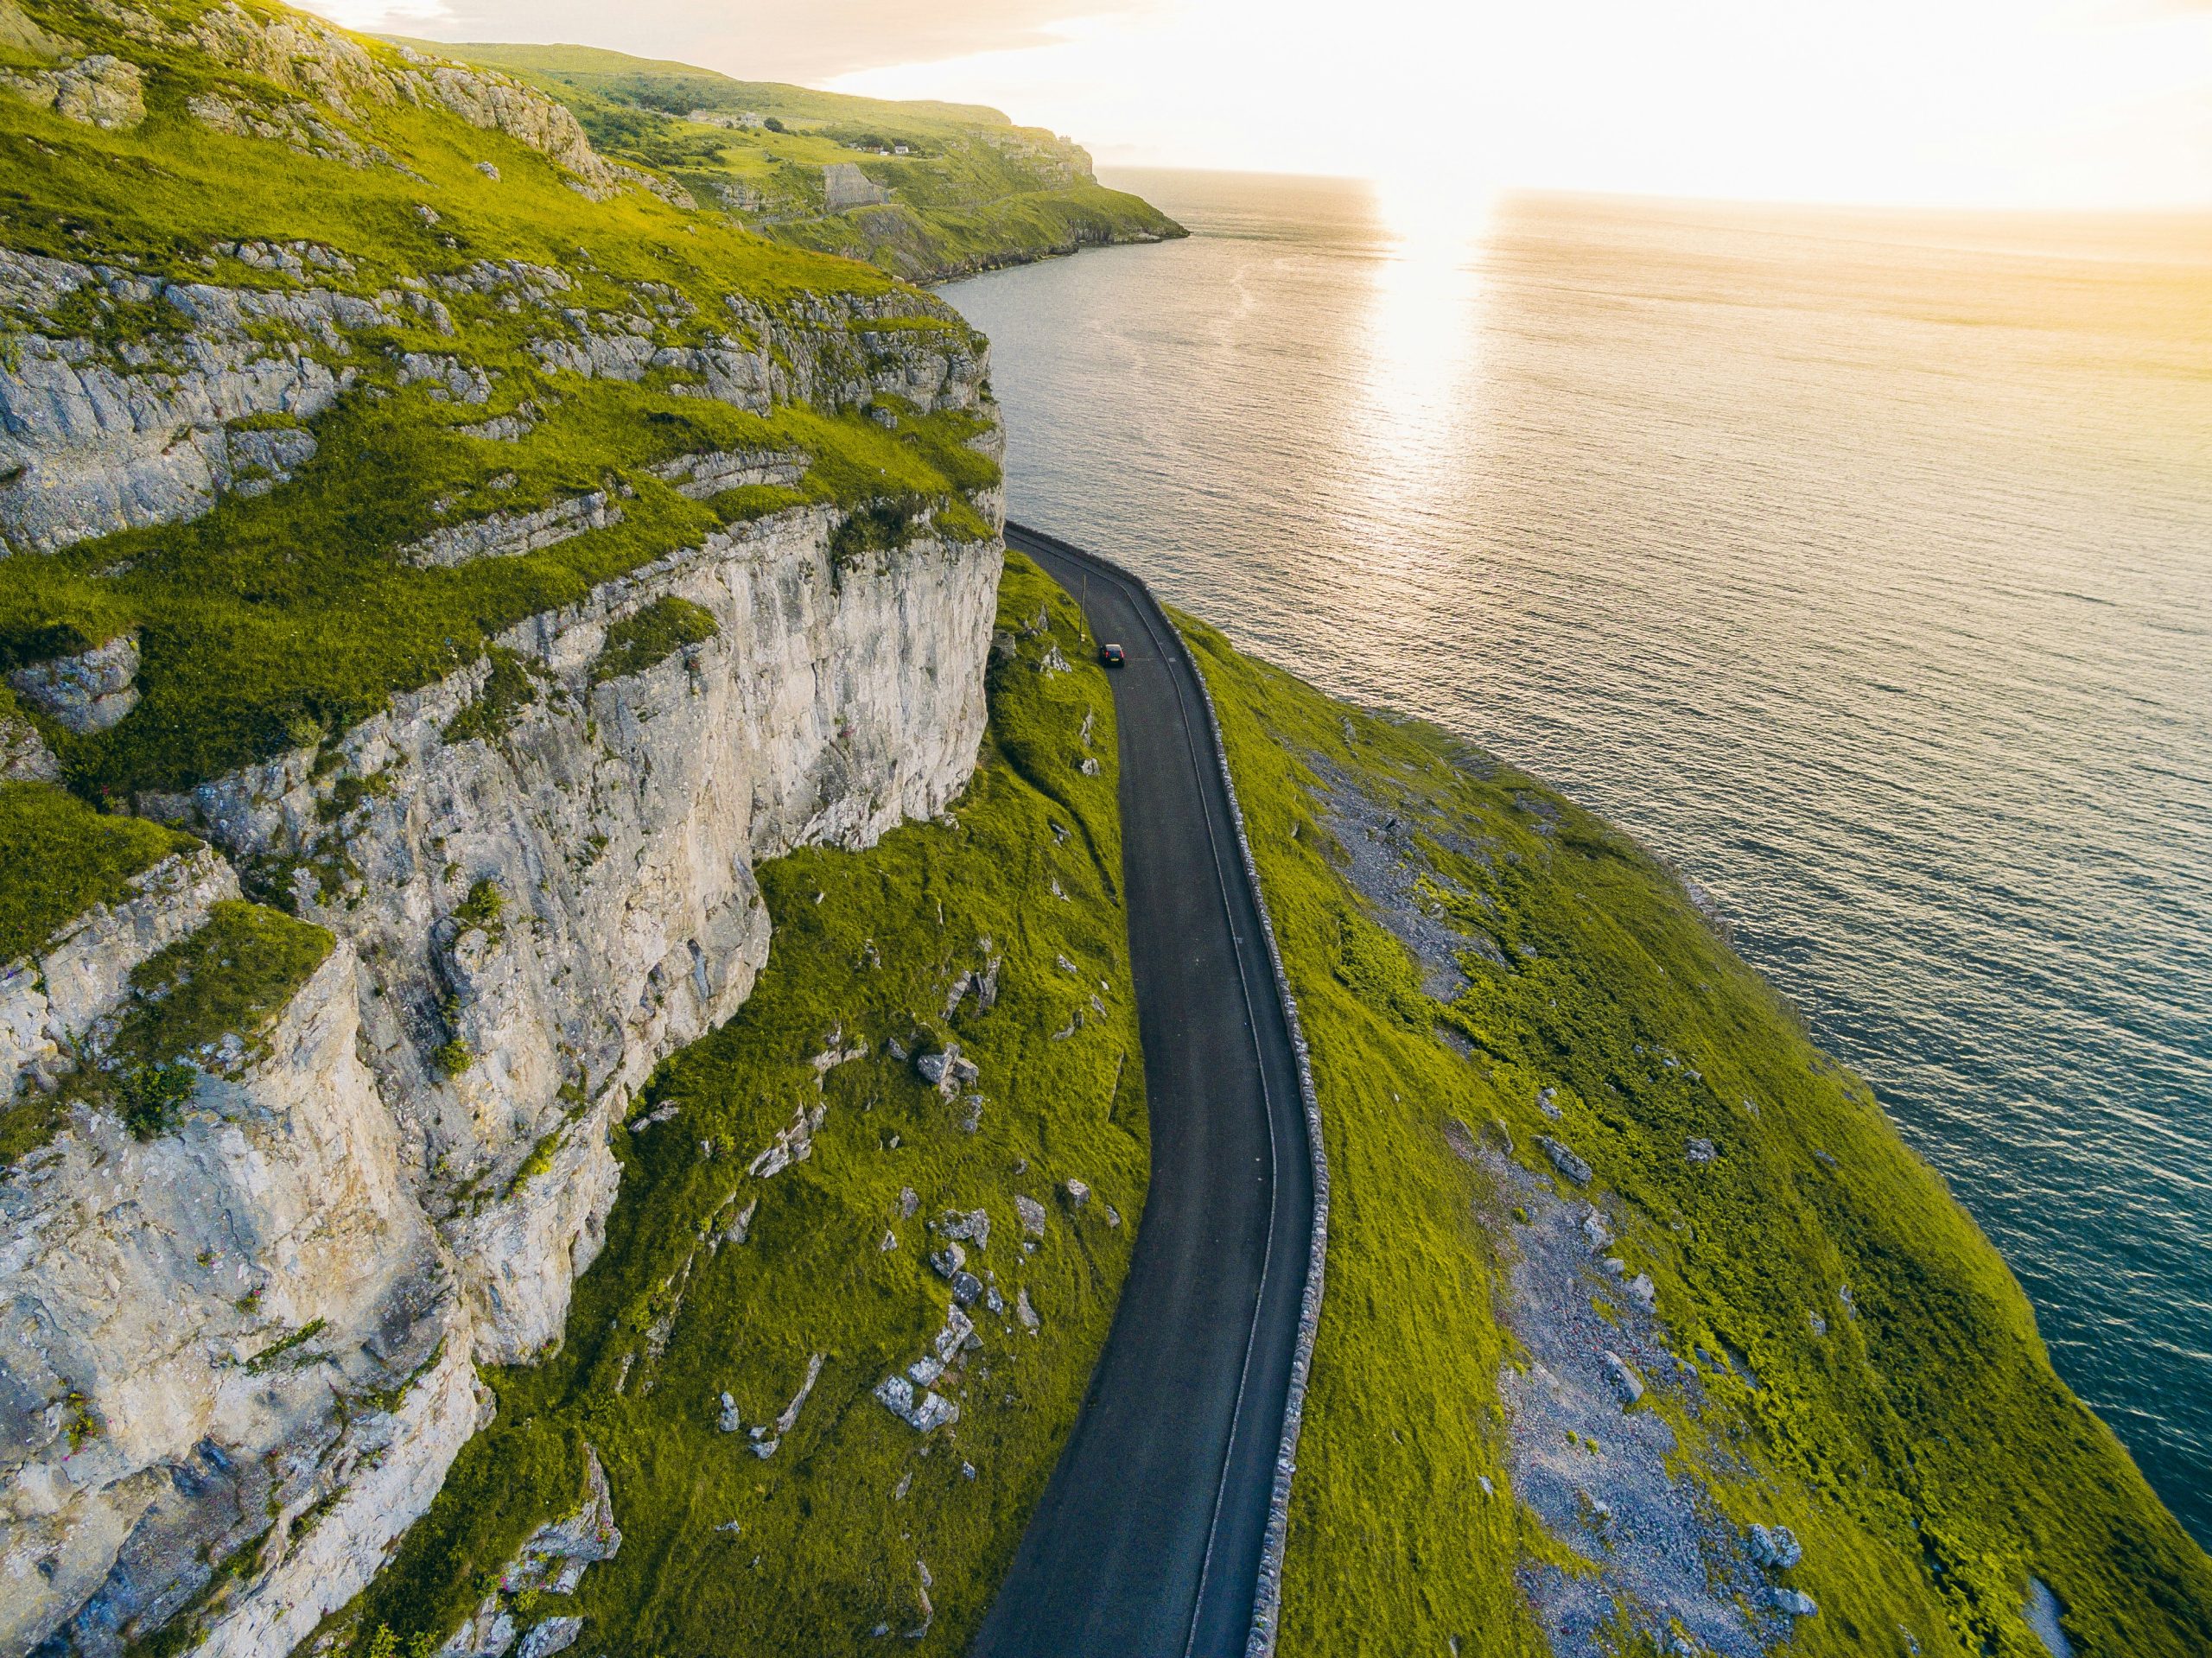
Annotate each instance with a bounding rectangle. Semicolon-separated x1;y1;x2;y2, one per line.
1182;619;2212;1658
385;40;1187;283
0;0;1018;797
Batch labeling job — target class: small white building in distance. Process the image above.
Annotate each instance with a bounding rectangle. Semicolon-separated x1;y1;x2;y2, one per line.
690;109;764;130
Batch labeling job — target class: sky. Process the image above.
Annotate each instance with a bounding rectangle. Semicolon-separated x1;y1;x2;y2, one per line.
301;0;2212;209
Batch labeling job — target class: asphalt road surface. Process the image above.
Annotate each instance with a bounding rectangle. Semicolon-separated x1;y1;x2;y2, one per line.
971;525;1314;1657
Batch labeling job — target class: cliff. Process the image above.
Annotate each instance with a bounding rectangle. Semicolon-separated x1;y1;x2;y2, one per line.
385;41;1189;285
0;3;1008;1655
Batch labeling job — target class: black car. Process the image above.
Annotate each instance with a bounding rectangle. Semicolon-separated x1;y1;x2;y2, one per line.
1099;643;1126;668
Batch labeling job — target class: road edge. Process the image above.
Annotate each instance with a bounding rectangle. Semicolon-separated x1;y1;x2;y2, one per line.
1007;524;1329;1658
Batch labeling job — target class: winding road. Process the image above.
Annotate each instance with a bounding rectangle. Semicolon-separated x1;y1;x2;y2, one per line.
970;526;1317;1657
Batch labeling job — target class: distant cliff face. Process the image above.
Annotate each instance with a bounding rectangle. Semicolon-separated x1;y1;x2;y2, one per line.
394;37;1189;286
0;3;1007;1655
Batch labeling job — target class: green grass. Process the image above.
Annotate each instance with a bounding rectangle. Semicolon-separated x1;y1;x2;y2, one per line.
109;898;334;1072
333;551;1144;1656
0;779;197;962
1179;615;2212;1658
589;595;718;684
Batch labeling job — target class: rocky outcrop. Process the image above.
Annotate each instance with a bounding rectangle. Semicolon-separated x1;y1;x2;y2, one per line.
0;710;58;781
2;940;472;1658
436;1447;620;1658
0;247;367;554
1;54;143;130
3;496;1000;1658
823;163;892;213
7;632;140;734
0;238;983;556
400;491;624;569
646;448;807;499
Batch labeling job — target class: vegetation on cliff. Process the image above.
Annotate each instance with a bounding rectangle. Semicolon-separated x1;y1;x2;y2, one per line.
1183;617;2212;1658
0;0;1005;805
394;40;1188;283
337;552;1144;1655
0;778;194;962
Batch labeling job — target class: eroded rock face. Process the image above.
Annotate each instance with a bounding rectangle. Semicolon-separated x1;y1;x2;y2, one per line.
0;846;238;1089
7;632;140;734
0;506;1002;1658
1;944;470;1658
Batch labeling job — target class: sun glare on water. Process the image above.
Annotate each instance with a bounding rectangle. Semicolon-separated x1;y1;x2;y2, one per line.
1352;168;1494;497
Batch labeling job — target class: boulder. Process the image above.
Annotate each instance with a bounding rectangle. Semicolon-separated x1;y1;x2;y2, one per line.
950;1270;983;1306
1686;1137;1717;1164
3;53;146;130
916;1041;978;1096
1063;1178;1090;1209
929;1241;966;1280
1014;1194;1048;1240
1769;1589;1817;1618
518;1617;582;1658
8;631;140;734
1601;1350;1643;1407
1749;1522;1803;1570
939;1207;989;1249
1540;1136;1592;1186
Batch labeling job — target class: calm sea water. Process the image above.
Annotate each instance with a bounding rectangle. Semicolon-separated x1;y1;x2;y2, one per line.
941;170;2212;1544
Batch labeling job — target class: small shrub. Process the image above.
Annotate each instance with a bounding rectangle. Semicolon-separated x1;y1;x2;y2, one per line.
433;1040;474;1078
454;877;505;937
114;1060;196;1139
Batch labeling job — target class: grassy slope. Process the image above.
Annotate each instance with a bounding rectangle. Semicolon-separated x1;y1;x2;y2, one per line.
0;778;195;962
395;39;1186;283
0;0;998;799
340;553;1145;1656
1180;617;2212;1658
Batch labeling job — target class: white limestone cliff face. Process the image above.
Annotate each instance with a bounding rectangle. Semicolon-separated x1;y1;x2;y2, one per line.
1;941;472;1658
0;505;1001;1658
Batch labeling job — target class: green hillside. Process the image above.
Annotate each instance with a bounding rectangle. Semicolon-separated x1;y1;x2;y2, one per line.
1183;617;2212;1658
389;38;1187;283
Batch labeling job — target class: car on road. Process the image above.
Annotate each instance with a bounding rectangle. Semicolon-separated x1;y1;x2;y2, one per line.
1100;643;1126;668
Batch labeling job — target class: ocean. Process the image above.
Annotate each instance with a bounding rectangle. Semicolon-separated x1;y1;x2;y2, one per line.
940;169;2212;1543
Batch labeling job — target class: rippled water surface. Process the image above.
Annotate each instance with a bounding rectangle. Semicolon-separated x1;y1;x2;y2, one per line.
942;171;2212;1542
